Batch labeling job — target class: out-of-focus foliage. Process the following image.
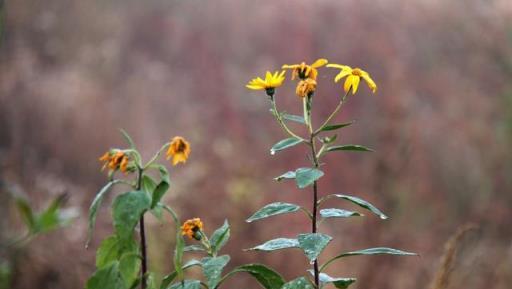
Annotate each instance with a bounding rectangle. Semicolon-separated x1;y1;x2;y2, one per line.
0;0;511;289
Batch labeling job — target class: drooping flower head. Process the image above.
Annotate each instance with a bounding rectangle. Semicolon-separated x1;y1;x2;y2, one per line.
99;150;131;173
166;136;191;166
181;218;204;240
296;78;317;98
246;70;286;97
326;64;377;94
282;58;328;81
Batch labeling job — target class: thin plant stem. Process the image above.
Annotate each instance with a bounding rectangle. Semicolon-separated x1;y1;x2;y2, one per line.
310;132;320;289
313;90;350;136
136;167;148;289
269;96;307;142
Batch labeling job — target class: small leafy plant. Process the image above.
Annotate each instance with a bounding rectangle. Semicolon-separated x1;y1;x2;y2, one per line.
245;59;417;289
86;132;285;289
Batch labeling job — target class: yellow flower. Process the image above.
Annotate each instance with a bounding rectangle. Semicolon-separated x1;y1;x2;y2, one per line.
99;150;130;173
246;70;286;96
181;218;204;240
296;78;317;98
166;136;191;166
326;64;377;94
282;58;328;80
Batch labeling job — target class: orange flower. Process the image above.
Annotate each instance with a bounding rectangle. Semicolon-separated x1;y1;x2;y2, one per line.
282;58;328;80
166;136;191;166
181;218;204;240
99;150;130;173
295;78;317;98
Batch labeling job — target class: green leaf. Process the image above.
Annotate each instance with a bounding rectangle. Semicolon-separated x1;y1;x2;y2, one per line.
270;137;303;155
295;168;324;189
320;209;362;218
326;145;374;152
319;121;354;132
183;245;205;252
221;264;285;289
210;220;230;254
15;197;36;232
274;171;296;181
88;180;119;245
320;134;338;144
112;191;151;240
160;260;201;289
96;235;140;285
202;255;230;288
168;280;201;289
328;194;388;219
120;129;136;149
86;262;126;289
298;233;332;262
246;202;301;223
142;175;157;196
282;113;306;124
248;238;299;251
38;194;73;233
321;247;417;271
281;277;314;289
308;271;356;289
151;181;170;209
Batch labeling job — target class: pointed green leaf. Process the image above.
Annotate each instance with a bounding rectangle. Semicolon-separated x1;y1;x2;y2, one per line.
210;220;230;254
298;233;332;261
160;260;201;289
246;202;301;223
329;194;388;219
168;280;201;289
202;255;230;288
112;190;151;240
15;197;36;232
321;247;417;271
95;235;140;285
86;262;126;289
151;181;170;209
295;168;324;189
281;277;314;289
120;129;136;149
308;271;356;289
282;113;306;124
248;238;299;251
220;264;285;289
326;145;374;152
274;171;296;181
88;180;120;245
319;121;355;132
270;137;303;155
142;175;157;196
183;245;205;252
320;209;362;218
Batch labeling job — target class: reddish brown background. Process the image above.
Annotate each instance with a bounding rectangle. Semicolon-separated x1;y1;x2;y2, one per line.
1;0;512;288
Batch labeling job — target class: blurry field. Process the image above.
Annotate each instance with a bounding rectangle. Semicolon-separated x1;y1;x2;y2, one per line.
1;0;512;288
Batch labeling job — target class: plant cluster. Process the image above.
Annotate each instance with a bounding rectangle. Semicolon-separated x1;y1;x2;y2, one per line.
85;59;416;289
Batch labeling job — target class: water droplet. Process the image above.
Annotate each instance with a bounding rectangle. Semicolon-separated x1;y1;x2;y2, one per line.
270;150;275;155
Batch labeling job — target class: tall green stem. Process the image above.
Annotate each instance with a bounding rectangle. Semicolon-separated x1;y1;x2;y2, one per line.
310;133;320;288
136;168;148;289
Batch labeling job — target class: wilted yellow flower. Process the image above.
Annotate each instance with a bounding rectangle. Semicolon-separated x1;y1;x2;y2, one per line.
99;151;130;173
181;218;204;240
282;58;328;80
166;136;191;166
296;78;317;98
326;64;377;94
246;70;286;96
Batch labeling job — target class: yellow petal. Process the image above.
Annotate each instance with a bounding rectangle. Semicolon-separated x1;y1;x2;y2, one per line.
310;69;318;80
311;58;328;68
327;63;350;70
361;72;377;93
351;75;360;94
246;84;265;90
343;76;352;93
265;71;272;82
334;70;351;83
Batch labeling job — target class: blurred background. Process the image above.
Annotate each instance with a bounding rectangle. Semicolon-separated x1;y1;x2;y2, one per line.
1;0;512;288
